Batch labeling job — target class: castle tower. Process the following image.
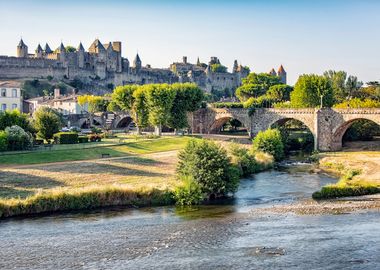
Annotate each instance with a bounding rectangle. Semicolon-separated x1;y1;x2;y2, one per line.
77;42;85;68
112;41;122;72
17;39;28;58
277;65;287;84
44;43;53;54
269;68;277;76
133;53;142;71
196;57;201;66
35;44;43;58
233;60;239;73
58;42;66;65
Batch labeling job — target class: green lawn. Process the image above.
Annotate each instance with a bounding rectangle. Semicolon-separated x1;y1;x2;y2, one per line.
0;136;197;165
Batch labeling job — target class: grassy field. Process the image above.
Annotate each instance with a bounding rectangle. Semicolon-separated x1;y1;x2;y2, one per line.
313;141;380;199
0;136;195;165
0;136;203;218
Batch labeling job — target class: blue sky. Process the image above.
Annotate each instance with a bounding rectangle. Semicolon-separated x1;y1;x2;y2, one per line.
0;0;379;84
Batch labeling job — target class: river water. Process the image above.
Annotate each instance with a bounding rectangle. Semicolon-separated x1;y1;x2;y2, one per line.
1;165;379;270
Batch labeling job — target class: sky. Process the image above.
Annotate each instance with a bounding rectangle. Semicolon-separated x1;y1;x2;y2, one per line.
0;0;379;85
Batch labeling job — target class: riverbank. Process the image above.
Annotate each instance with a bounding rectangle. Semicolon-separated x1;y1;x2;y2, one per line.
312;141;380;199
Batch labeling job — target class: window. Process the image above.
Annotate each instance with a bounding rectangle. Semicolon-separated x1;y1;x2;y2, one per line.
12;104;17;110
12;89;17;98
1;89;6;97
1;104;6;111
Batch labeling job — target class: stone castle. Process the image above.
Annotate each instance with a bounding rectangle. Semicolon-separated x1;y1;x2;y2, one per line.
0;39;286;93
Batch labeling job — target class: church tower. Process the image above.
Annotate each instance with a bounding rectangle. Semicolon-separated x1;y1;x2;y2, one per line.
277;65;287;84
17;39;28;58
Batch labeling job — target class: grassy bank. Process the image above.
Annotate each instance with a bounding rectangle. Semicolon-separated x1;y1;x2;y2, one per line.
313;148;380;199
0;136;195;165
0;186;174;218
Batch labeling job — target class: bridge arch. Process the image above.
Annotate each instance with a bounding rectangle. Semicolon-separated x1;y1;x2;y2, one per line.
114;116;134;129
332;117;380;150
206;108;251;136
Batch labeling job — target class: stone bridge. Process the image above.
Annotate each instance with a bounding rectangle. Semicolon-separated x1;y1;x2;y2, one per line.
190;107;380;151
66;112;133;129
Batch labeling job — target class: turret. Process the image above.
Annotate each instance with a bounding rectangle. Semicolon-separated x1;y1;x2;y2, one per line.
233;60;239;73
269;68;277;76
196;57;201;66
277;65;287;84
35;44;43;58
44;43;53;54
77;42;85;68
16;39;28;58
58;42;66;64
133;53;142;71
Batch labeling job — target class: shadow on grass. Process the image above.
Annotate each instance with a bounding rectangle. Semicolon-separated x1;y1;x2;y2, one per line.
0;187;35;199
0;171;64;189
20;156;168;178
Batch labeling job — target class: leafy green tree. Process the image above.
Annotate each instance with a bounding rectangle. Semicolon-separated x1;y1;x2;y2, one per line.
144;84;176;135
266;84;293;102
0;131;7;151
291;74;334;108
0;110;34;132
236;84;266;101
211;64;228;73
77;95;105;127
132;87;149;133
168;83;204;130
34;107;61;142
177;139;240;199
252;128;284;161
65;46;76;53
334;98;380;108
324;70;362;103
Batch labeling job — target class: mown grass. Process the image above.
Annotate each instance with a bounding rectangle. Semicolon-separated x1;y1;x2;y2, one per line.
0;136;196;165
0;186;174;218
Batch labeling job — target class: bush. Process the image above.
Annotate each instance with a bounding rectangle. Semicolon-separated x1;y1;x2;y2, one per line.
78;136;89;143
252;128;284;161
0;110;34;133
53;132;79;144
229;143;258;177
312;185;379;199
211;102;244;108
0;131;8;151
173;176;204;206
89;134;102;142
177;139;240;200
5;125;33;151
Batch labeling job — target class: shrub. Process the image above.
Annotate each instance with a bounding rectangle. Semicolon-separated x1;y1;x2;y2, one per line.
177;139;240;199
173;176;204;206
211;102;244;108
89;134;102;142
0;110;34;132
229;143;258;177
5;125;33;151
312;185;379;199
0;131;8;151
252;151;275;171
78;136;89;143
252;128;284;161
53;132;79;144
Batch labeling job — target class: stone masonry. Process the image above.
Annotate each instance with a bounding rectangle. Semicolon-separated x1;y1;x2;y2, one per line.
191;107;380;151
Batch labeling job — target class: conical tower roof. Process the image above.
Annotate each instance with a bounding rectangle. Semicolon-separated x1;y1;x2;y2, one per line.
134;53;141;65
77;42;85;51
44;43;52;53
59;42;65;52
36;44;43;53
18;38;26;47
278;65;286;74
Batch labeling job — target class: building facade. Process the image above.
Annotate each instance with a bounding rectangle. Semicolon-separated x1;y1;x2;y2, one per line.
0;81;22;112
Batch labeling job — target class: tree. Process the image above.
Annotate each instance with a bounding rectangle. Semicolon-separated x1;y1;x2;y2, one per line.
252;128;284;161
77;95;105;128
266;84;293;102
34;107;61;142
324;70;362;103
177;139;239;199
236;73;283;102
211;64;227;73
291;74;334;108
132;87;149;133
168;83;204;131
65;46;76;53
144;84;176;136
0;110;34;132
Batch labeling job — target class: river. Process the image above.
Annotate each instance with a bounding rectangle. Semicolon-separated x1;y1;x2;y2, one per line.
1;164;379;270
